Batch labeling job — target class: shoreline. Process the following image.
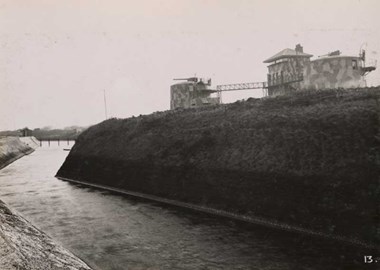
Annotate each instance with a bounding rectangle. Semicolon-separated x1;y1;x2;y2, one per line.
0;199;93;270
0;148;35;170
0;136;39;170
57;175;378;250
0;138;95;269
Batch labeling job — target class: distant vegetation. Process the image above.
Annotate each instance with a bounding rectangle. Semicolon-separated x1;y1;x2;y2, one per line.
0;126;87;140
58;87;380;247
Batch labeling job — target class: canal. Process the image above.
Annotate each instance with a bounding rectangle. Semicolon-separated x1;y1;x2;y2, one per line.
0;146;374;269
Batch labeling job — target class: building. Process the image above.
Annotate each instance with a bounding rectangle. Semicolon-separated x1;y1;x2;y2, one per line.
264;44;376;96
20;128;32;137
170;77;220;109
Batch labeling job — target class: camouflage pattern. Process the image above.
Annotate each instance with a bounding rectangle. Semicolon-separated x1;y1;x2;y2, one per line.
267;57;308;85
302;56;365;90
267;55;367;96
267;83;301;96
170;82;191;109
267;57;308;96
170;81;220;109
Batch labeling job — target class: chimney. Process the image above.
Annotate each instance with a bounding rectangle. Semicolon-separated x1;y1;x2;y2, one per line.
295;44;303;53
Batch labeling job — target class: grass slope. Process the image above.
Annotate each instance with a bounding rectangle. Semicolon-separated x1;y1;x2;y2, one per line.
57;87;380;246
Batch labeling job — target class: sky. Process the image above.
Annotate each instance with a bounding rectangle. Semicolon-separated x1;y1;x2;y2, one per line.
1;0;379;130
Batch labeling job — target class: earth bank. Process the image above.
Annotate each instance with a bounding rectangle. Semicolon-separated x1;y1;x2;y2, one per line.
57;87;380;248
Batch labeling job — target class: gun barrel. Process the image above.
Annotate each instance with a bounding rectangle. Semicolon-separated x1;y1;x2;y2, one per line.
173;77;198;82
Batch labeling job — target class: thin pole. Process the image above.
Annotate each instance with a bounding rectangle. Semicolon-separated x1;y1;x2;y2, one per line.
103;89;108;120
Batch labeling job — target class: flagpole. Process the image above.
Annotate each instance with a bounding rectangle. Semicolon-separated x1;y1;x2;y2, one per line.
103;89;108;120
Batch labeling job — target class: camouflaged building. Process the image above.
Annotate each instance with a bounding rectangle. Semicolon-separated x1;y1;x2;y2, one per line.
170;77;220;109
265;44;376;96
170;44;376;109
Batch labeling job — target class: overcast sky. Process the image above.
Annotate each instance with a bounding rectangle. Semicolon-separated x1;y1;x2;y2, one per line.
1;0;379;130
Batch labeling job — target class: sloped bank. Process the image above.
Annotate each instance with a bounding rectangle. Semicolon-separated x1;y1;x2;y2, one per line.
0;137;39;170
0;200;92;270
57;87;380;248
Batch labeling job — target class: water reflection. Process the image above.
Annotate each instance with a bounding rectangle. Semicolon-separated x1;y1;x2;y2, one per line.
0;147;376;270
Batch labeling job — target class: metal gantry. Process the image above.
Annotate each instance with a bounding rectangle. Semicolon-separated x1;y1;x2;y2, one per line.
216;82;267;91
216;82;268;103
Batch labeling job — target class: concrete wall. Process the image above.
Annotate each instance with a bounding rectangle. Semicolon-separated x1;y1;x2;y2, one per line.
0;200;92;270
302;56;365;90
170;82;219;109
0;137;39;170
19;136;40;149
267;57;308;83
170;83;192;109
267;57;310;96
266;55;367;96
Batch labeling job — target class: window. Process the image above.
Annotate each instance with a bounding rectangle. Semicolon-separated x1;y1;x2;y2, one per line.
352;59;358;70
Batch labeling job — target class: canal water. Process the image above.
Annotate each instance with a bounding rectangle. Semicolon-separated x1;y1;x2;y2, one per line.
0;146;375;269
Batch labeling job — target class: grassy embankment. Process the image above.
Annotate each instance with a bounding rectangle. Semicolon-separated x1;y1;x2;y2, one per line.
57;87;380;247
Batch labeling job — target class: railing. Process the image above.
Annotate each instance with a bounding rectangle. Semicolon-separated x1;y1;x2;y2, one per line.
366;59;377;67
268;73;304;87
215;81;268;103
361;60;377;75
216;82;268;91
38;138;76;147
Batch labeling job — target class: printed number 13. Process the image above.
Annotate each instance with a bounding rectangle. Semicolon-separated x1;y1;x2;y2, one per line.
364;256;373;263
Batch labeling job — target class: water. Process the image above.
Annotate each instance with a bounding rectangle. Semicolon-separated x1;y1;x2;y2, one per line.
0;146;376;269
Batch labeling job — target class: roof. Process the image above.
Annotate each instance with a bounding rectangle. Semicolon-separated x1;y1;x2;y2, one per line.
311;55;361;62
263;48;313;63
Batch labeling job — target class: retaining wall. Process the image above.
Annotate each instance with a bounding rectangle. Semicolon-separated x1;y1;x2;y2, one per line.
0;200;92;270
0;137;39;170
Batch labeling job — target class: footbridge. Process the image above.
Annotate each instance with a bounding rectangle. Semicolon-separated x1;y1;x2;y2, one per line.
216;82;268;103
